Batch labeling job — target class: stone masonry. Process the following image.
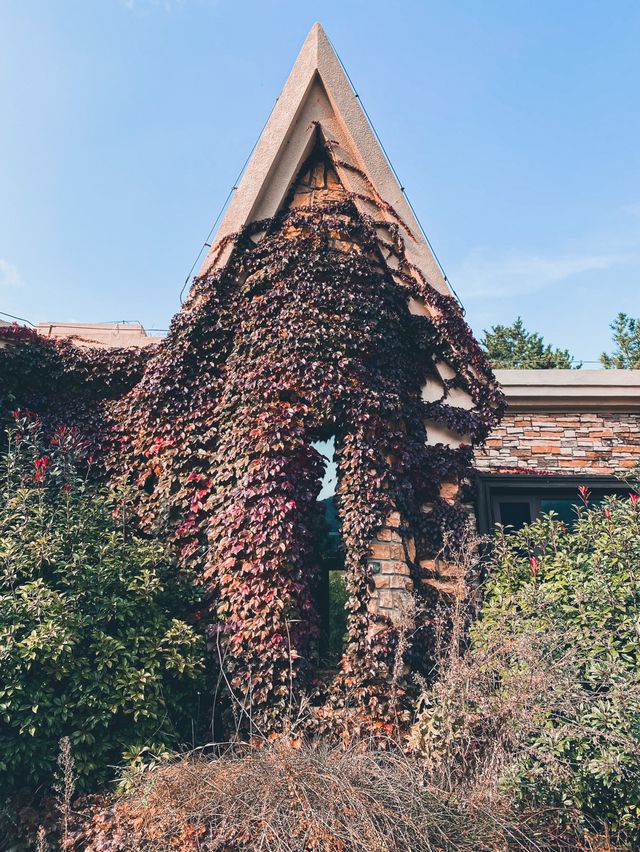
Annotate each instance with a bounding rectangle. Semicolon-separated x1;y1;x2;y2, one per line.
367;511;415;628
476;411;640;476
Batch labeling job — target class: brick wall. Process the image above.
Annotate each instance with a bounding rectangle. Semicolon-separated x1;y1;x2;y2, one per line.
367;511;415;630
476;411;640;476
368;484;472;622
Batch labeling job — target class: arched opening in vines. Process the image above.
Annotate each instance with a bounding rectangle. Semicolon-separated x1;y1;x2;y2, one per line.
311;436;347;667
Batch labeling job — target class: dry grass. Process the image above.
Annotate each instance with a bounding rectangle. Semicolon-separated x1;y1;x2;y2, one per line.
417;596;578;801
72;739;528;851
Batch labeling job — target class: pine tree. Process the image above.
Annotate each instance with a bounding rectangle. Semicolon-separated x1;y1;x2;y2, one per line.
481;317;576;369
601;313;640;368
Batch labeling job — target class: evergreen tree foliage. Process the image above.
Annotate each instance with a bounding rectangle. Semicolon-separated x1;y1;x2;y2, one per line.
481;317;576;369
601;313;640;368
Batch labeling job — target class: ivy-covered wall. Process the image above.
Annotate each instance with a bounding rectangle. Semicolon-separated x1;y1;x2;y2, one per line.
0;139;503;733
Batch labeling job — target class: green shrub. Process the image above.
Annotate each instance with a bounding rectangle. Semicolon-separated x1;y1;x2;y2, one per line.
327;570;348;665
0;413;207;794
413;492;640;847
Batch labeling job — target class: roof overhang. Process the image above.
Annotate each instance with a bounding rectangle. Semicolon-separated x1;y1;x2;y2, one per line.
496;369;640;412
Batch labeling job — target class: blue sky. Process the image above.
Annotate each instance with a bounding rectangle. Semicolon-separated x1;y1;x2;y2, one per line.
1;0;639;363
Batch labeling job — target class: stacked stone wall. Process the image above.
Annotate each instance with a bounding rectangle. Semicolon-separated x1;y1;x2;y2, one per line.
475;411;640;476
367;511;414;625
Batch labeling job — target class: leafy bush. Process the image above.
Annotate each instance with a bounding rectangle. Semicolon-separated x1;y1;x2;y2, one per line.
0;414;207;794
327;570;348;665
413;492;640;847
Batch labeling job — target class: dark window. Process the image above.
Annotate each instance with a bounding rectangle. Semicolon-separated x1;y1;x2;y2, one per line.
318;496;343;570
496;500;533;530
540;498;581;527
478;475;630;535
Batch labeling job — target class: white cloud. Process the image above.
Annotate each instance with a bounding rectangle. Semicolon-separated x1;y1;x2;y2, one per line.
452;201;640;301
120;0;185;12
0;259;24;289
454;248;629;300
621;202;640;217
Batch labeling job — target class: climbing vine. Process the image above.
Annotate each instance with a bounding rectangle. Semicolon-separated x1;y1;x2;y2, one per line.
0;141;503;734
0;323;150;464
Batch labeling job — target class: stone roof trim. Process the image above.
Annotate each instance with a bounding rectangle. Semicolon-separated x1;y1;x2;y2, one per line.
36;322;160;349
495;369;640;412
198;23;451;296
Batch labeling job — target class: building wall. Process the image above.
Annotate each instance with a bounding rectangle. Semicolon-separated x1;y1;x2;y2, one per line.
476;411;640;476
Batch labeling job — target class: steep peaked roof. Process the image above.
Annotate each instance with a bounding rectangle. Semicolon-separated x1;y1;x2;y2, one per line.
199;23;451;297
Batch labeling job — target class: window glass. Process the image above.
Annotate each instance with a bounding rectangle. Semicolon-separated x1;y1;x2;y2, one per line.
318;496;343;570
540;498;581;527
487;482;627;535
314;500;347;665
498;501;532;530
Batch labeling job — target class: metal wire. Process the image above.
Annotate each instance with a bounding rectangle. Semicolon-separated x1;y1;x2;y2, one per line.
0;310;35;327
0;312;168;333
1;308;604;364
327;34;467;313
178;96;280;304
0;46;608;365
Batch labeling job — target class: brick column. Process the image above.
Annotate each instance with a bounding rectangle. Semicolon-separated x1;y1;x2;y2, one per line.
367;510;415;628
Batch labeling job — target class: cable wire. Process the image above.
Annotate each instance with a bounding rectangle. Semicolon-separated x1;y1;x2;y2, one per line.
0;313;168;334
178;96;280;304
0;310;35;327
327;35;467;313
0;308;606;364
0;50;611;362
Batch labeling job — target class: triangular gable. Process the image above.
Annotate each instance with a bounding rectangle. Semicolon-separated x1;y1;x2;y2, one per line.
199;23;451;297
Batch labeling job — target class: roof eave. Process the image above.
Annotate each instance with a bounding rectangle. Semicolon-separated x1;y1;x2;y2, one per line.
495;369;640;412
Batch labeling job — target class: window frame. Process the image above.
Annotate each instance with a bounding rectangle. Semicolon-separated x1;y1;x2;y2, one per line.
491;493;539;528
476;473;631;534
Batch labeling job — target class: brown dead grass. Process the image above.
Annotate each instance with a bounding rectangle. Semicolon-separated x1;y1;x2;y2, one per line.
71;739;530;851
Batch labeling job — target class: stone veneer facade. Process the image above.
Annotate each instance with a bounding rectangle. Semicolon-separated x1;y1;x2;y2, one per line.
368;511;415;625
418;370;640;607
476;411;640;476
472;370;640;551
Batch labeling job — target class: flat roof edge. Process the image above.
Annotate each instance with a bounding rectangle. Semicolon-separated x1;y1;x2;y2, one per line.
495;369;640;412
495;368;640;388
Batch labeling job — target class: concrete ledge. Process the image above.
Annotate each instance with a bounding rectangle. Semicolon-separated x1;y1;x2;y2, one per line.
495;369;640;412
36;322;160;349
